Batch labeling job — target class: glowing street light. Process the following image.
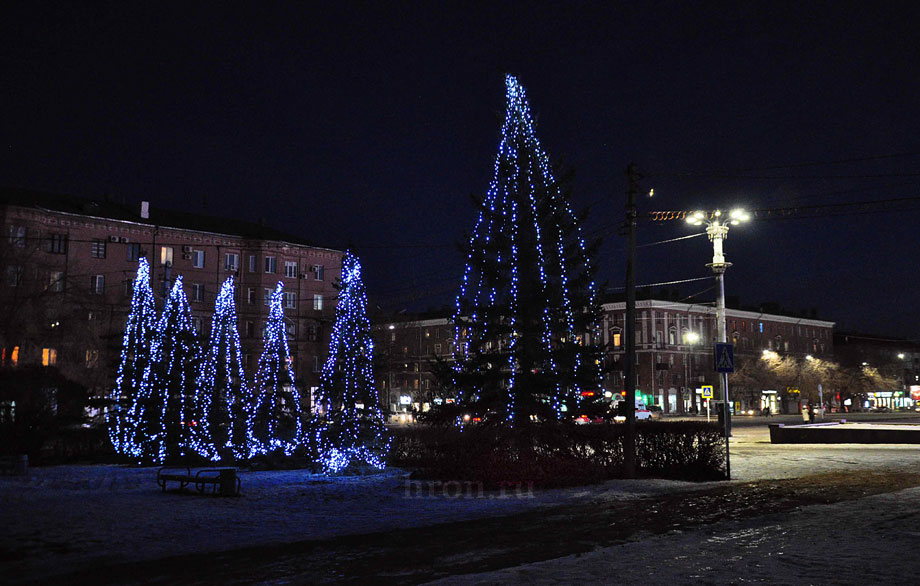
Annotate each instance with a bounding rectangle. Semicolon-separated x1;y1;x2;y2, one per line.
687;208;749;478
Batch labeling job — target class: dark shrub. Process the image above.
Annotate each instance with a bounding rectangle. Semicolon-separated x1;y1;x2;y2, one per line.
389;421;724;488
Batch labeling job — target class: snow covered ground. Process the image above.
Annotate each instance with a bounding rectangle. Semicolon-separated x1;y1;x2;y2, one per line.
2;424;920;584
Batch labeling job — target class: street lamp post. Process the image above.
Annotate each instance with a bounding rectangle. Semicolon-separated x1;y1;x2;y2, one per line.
687;209;749;479
684;330;700;412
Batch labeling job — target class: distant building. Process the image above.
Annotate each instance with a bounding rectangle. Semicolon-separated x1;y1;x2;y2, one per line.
601;300;834;414
834;332;920;410
372;300;836;416
1;188;343;410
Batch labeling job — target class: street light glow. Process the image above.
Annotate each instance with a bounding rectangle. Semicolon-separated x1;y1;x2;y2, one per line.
806;354;814;361
684;331;700;344
898;353;905;359
762;349;779;360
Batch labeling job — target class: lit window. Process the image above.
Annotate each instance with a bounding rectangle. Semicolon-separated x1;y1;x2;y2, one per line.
612;332;621;347
92;239;106;258
192;250;205;268
42;347;57;366
264;256;276;273
85;349;99;369
160;246;173;266
313;294;323;311
224;253;239;271
284;261;298;278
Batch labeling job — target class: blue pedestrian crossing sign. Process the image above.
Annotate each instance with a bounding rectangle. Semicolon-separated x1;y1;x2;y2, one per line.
714;343;735;373
701;385;714;399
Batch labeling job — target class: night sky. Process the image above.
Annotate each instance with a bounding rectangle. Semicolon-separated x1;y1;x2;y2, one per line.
3;3;919;338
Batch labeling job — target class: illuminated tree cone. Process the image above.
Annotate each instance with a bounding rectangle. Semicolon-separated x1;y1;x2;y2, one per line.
109;257;158;457
451;75;603;426
250;282;307;457
317;251;389;473
192;277;253;462
138;277;202;464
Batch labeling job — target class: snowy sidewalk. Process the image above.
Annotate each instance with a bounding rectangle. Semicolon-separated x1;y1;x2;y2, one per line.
3;425;920;584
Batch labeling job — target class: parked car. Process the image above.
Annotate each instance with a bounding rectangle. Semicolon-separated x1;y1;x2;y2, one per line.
613;401;653;422
647;405;663;419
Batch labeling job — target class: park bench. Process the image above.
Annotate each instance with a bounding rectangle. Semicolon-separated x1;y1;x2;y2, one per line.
156;466;241;496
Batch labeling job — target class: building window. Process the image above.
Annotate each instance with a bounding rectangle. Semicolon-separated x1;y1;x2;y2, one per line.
264;256;277;273
92;239;107;259
123;278;134;296
49;271;64;292
192;317;203;333
313;356;321;372
245;321;254;339
6;265;22;287
308;324;320;341
8;225;26;247
42;347;57;366
313;294;323;311
247;287;256;305
434;343;442;354
192;249;205;268
225;252;239;271
45;233;68;254
264;288;272;305
668;328;676;346
248;254;257;272
127;243;141;261
312;264;324;281
91;274;105;295
285;322;296;338
284;261;298;278
2;346;20;367
611;329;622;347
192;283;205;302
85;349;99;369
160;246;173;266
283;292;296;309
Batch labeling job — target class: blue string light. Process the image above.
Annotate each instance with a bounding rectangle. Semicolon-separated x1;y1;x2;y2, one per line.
317;251;390;473
109;257;157;458
250;281;307;457
191;276;253;462
451;75;602;424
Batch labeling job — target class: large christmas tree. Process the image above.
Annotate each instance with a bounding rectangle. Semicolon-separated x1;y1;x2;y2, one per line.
192;276;252;462
317;251;389;473
250;282;307;457
109;257;158;457
451;75;603;426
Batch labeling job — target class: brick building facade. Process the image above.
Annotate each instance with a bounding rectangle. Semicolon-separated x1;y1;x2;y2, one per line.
1;189;342;407
372;300;836;416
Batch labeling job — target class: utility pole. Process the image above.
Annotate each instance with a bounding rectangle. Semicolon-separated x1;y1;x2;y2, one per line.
623;163;639;478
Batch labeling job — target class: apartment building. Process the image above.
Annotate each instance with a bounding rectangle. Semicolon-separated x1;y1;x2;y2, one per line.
1;188;342;404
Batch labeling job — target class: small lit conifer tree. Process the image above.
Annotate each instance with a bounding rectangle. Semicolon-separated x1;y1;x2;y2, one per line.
317;251;389;473
250;282;306;456
109;257;158;457
191;277;252;462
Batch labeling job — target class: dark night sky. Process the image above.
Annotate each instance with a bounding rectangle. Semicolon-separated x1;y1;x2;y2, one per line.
3;2;919;338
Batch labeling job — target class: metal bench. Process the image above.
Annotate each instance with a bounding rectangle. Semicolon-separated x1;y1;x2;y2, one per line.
156;466;241;496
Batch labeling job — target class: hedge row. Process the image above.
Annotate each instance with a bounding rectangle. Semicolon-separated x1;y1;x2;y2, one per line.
388;421;726;487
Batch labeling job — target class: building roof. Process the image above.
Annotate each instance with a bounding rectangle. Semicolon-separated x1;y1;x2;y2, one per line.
1;187;337;251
